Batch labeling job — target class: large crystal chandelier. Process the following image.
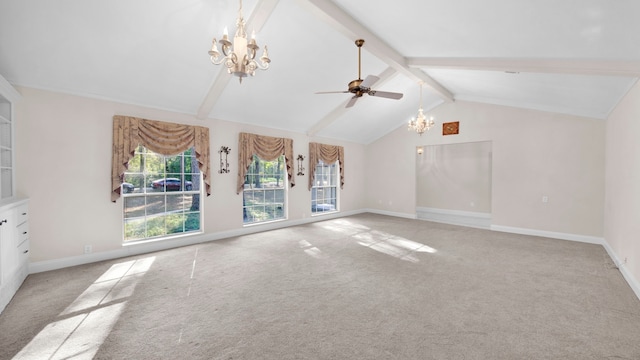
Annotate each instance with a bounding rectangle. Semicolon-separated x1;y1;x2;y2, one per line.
208;0;271;83
408;82;435;136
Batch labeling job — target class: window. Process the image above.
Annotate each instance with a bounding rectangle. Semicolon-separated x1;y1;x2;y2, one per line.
122;146;202;242
243;154;287;224
311;160;338;214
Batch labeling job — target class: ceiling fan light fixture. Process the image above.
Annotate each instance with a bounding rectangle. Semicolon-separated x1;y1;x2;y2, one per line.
408;82;435;136
208;0;270;83
315;39;403;107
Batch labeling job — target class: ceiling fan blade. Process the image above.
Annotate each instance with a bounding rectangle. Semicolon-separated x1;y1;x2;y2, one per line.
316;91;350;94
345;96;359;108
368;90;403;100
360;75;380;89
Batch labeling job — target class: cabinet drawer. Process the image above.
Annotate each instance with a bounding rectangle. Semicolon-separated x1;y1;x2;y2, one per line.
17;221;29;246
18;238;29;262
16;203;28;225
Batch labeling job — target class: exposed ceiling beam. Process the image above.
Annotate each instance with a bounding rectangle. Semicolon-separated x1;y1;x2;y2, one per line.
196;0;280;120
299;0;454;102
406;58;640;77
308;66;398;136
196;72;231;120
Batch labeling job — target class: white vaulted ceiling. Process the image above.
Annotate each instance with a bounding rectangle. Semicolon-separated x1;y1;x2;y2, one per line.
1;0;639;144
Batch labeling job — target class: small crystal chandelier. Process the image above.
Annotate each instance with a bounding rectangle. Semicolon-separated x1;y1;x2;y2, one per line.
408;82;435;136
208;0;271;83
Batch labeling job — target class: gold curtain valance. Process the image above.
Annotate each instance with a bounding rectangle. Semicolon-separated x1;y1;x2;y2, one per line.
308;142;345;190
237;132;294;194
111;115;211;202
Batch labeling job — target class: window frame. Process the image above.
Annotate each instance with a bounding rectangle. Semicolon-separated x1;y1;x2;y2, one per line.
311;159;339;215
121;146;203;243
242;154;288;225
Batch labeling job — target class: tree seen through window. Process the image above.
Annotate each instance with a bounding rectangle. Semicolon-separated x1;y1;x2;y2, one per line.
122;146;202;242
243;154;286;224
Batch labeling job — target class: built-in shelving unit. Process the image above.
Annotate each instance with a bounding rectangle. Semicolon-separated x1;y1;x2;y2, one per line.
0;74;20;200
0;74;28;314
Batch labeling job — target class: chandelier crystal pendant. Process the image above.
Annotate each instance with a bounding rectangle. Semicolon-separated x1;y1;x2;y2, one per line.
408;82;435;136
208;0;271;83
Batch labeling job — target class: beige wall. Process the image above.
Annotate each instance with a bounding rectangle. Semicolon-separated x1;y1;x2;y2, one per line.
14;87;366;263
604;80;640;290
366;100;605;237
416;141;492;213
11;86;610;267
12;84;639;296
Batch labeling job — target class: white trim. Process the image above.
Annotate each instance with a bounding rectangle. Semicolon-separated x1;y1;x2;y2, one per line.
455;94;607;120
365;208;417;219
604;77;639;119
406;57;640;77
29;209;364;274
0;74;21;102
601;240;640;302
490;224;604;244
416;206;491;229
448;221;639;302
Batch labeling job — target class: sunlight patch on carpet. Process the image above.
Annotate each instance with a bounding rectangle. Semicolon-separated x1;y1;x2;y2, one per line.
299;239;327;259
355;233;437;262
314;218;371;234
12;257;155;360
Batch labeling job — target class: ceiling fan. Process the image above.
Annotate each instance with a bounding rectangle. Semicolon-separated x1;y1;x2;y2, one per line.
316;39;403;108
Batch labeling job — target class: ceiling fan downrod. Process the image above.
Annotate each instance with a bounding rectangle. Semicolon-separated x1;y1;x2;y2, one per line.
355;39;364;81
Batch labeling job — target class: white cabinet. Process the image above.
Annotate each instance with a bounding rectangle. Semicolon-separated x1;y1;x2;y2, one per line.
0;74;27;314
0;207;16;284
0;74;20;200
0;199;29;314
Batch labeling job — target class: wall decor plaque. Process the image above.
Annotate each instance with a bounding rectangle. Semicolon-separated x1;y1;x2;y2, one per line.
443;121;459;135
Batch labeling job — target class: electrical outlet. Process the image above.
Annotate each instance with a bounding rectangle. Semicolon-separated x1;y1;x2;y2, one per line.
542;196;548;203
84;245;92;254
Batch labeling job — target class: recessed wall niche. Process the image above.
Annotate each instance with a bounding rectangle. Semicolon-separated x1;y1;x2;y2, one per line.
416;141;492;227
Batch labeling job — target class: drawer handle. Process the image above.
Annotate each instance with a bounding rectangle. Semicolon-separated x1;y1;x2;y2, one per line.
22;212;27;216
0;219;6;225
23;249;29;254
23;231;27;235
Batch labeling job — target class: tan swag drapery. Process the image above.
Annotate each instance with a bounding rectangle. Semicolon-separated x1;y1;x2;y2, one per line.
237;132;294;194
111;115;211;202
308;142;344;190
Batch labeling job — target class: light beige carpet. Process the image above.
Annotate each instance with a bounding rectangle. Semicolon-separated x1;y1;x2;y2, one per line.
1;213;639;359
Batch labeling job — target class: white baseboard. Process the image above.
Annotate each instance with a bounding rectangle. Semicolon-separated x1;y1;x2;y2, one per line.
27;209;640;304
601;241;640;302
490;225;639;301
490;224;604;244
365;208;417;219
29;209;365;274
416;207;491;229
